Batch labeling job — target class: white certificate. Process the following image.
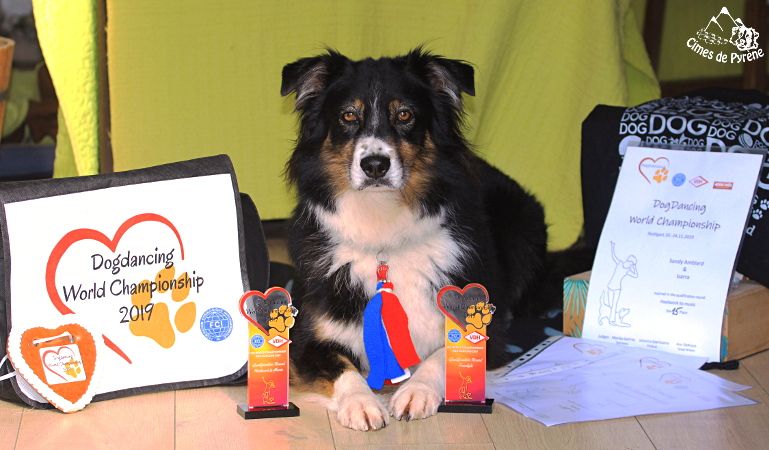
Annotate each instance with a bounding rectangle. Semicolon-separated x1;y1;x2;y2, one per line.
488;337;755;427
582;147;763;361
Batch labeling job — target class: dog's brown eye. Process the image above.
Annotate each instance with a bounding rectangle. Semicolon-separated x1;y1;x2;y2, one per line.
397;110;413;122
342;111;359;123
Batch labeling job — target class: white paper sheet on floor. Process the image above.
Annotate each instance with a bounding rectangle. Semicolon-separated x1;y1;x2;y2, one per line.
487;336;756;426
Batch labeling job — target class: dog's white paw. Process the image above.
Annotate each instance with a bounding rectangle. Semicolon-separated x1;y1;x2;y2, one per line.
389;380;442;421
337;391;390;431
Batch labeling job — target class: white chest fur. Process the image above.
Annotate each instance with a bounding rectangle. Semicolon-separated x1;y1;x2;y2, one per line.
312;191;470;368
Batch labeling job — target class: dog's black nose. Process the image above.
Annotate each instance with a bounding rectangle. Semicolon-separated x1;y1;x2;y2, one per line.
360;155;390;179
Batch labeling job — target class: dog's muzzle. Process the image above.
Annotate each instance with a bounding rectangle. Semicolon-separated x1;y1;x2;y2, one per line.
351;137;403;190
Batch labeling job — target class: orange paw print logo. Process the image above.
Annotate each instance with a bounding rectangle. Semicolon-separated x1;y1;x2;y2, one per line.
653;168;669;183
268;305;297;336
129;266;196;348
465;301;495;331
63;358;81;378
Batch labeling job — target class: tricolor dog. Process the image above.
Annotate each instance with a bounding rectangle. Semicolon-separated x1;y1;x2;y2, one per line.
282;49;550;431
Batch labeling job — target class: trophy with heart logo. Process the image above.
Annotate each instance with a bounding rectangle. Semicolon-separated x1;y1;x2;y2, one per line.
236;287;300;419
436;283;495;413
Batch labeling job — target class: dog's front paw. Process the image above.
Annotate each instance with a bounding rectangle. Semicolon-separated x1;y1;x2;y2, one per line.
337;392;390;431
389;380;442;421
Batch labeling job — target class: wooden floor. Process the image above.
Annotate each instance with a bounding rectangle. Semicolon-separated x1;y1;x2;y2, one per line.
1;348;768;450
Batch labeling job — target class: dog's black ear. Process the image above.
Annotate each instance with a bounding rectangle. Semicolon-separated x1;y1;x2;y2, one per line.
281;51;349;110
407;49;475;107
426;58;475;97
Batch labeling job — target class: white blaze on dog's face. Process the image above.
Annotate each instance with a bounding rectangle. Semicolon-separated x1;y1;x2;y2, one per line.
350;136;404;191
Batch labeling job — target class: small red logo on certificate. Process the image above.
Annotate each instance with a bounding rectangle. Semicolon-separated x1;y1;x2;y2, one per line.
268;335;289;348
690;176;708;188
713;181;734;190
464;331;488;344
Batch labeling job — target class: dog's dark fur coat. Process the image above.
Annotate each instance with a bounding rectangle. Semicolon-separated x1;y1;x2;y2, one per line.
281;49;551;430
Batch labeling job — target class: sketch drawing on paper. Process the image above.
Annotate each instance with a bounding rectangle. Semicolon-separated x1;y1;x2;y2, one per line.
598;241;638;327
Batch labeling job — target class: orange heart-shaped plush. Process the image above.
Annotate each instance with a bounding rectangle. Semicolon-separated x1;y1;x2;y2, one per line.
7;322;100;413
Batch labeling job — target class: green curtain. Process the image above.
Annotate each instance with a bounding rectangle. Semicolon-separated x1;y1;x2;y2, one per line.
32;0;99;176
40;0;661;249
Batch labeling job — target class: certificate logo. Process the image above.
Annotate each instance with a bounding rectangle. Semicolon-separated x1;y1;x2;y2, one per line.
690;176;709;188
464;331;488;344
672;173;686;187
267;335;289;348
714;181;734;190
638;157;670;184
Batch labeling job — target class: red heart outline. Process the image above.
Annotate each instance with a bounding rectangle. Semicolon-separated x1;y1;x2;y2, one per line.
41;346;77;382
44;213;185;364
436;283;489;331
238;287;292;335
637;157;670;184
640;357;671;370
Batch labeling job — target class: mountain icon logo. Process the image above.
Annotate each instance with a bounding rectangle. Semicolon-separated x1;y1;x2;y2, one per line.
695;6;759;52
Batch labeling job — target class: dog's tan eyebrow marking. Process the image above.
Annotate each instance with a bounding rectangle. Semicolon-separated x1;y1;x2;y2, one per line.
389;99;403;116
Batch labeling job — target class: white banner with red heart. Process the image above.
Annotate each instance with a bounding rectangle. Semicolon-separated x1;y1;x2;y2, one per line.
3;174;247;400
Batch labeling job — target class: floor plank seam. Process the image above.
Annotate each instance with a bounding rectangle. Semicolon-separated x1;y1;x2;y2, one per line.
635;416;659;450
477;412;494;446
326;408;338;449
479;412;497;449
13;407;25;450
743;363;769;396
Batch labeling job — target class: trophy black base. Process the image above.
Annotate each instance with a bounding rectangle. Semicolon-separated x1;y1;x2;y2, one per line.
237;402;300;420
438;398;494;414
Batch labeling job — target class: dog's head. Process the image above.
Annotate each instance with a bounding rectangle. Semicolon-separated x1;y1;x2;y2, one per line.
281;49;474;208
